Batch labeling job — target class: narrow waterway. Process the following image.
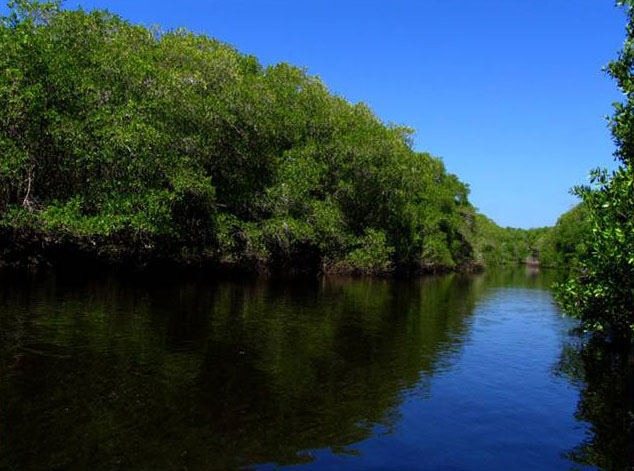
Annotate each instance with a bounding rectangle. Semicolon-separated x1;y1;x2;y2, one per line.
0;268;628;470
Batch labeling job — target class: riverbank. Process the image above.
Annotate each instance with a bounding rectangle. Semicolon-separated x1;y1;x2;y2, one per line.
0;226;486;277
1;3;552;281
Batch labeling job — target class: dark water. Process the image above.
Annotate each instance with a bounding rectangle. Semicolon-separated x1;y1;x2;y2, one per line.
0;268;631;471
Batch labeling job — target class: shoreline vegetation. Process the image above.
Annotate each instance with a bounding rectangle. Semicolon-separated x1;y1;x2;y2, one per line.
0;226;541;276
0;2;631;466
0;1;554;276
1;2;631;340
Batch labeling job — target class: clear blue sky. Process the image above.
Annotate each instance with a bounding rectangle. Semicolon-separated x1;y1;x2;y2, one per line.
4;0;626;228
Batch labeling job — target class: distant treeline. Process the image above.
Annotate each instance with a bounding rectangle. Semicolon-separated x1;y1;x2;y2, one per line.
0;1;551;273
536;204;589;271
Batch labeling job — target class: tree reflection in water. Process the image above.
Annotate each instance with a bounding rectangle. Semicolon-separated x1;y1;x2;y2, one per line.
0;272;480;470
1;268;629;470
557;336;634;470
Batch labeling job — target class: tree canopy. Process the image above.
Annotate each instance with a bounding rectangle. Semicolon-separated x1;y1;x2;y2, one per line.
0;0;539;273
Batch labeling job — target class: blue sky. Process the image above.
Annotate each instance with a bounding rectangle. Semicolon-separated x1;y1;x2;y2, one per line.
3;1;626;227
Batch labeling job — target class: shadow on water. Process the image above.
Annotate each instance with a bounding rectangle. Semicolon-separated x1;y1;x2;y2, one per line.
0;266;628;470
0;271;481;470
556;336;634;471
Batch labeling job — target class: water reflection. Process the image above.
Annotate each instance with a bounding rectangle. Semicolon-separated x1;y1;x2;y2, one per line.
556;337;634;470
0;268;620;470
0;272;479;470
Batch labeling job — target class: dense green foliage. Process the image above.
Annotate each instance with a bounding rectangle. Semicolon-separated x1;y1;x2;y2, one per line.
555;0;634;338
0;1;498;272
536;204;590;269
470;214;548;266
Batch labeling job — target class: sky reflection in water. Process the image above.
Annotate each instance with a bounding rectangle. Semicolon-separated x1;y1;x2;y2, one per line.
1;268;627;471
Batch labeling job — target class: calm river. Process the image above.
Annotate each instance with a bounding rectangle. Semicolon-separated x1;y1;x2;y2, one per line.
0;268;630;470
